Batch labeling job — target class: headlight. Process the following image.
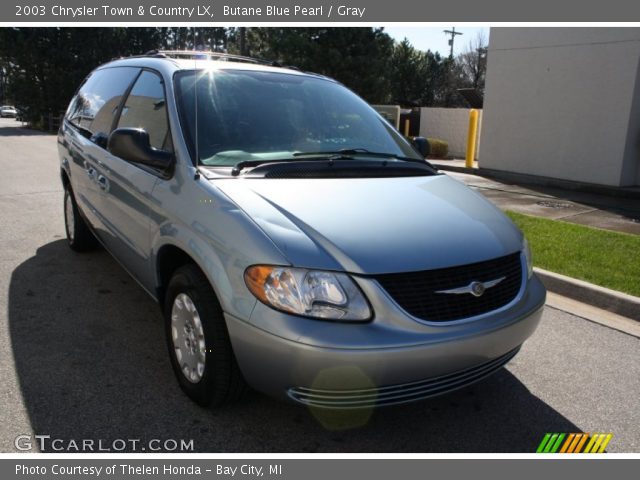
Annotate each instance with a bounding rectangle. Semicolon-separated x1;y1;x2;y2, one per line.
244;266;371;321
523;238;533;279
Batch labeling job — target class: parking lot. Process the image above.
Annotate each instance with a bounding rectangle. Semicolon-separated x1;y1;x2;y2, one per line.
0;117;638;452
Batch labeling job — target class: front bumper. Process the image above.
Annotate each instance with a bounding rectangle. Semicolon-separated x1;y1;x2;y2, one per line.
287;346;522;408
225;274;545;408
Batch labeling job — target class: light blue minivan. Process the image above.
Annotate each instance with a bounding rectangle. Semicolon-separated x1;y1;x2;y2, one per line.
59;51;545;409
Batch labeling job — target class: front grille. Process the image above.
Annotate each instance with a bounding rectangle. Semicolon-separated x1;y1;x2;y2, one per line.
374;252;523;322
288;346;520;408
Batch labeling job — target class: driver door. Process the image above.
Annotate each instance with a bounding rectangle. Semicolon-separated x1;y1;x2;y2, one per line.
96;69;173;293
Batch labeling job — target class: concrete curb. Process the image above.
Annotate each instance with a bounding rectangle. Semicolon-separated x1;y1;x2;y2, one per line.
534;267;640;321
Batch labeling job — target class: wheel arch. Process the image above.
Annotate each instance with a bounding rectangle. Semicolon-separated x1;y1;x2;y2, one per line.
152;235;258;323
60;167;71;189
155;244;207;306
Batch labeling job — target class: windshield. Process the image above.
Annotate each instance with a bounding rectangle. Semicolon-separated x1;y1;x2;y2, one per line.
174;69;421;166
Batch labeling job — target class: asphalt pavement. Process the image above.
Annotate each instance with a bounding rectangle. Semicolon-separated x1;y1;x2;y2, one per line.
0;117;638;453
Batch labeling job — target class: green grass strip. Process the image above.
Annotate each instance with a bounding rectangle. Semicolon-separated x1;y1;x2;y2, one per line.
506;211;640;297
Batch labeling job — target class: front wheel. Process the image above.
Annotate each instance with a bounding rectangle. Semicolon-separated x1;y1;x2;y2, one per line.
164;264;247;407
63;187;97;252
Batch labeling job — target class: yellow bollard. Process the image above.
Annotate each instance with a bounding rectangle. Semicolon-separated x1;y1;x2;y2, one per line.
465;109;479;168
404;119;410;137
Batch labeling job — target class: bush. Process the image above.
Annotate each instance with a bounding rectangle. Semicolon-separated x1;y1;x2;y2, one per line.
427;138;448;158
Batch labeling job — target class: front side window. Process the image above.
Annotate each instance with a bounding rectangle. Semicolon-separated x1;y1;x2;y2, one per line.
66;67;140;138
117;70;172;152
175;69;420;166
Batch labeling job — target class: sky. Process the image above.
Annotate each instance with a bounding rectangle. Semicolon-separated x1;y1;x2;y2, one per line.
383;27;490;56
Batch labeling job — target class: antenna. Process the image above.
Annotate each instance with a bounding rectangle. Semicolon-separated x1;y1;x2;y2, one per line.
443;27;463;57
193;27;200;179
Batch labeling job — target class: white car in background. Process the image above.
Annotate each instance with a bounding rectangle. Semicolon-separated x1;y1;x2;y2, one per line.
0;106;18;118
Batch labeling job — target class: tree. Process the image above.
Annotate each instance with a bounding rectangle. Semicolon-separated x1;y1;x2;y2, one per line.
228;28;395;104
0;27;484;128
0;28;228;124
388;39;424;105
456;31;488;92
387;39;451;106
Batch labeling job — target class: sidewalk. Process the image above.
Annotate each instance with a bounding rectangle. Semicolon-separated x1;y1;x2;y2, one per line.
431;159;640;235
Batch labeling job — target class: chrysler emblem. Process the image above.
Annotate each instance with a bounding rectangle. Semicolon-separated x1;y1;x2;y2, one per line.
470;281;486;297
436;276;506;297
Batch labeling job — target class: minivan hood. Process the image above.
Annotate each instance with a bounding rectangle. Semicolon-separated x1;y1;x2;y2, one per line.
215;174;523;274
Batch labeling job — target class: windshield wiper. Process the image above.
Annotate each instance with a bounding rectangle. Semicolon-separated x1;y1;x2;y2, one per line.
230;154;355;176
293;148;427;164
229;149;435;176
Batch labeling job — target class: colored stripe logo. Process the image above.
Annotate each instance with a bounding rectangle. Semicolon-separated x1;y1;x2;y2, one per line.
536;433;612;453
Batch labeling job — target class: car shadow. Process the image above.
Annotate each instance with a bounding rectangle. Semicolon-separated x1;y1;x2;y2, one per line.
8;240;580;453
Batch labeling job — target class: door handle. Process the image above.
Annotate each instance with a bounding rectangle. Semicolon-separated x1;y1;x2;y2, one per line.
97;175;109;191
83;159;96;179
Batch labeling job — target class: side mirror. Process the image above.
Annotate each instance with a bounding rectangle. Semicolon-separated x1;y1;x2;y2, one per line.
411;136;431;158
108;128;173;170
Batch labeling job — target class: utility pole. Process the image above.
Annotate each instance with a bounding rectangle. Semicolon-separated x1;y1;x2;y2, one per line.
443;27;463;58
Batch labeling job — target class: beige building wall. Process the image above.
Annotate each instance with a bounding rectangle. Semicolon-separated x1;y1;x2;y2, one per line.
480;28;640;187
420;108;482;159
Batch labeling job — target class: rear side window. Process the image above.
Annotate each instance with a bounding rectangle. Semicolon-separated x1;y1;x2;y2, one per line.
67;67;140;138
117;70;172;152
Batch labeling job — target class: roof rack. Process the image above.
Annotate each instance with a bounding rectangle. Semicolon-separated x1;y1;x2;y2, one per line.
143;50;281;67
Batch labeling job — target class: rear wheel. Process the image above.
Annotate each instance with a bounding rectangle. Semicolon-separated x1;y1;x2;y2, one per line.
64;187;97;252
164;264;247;407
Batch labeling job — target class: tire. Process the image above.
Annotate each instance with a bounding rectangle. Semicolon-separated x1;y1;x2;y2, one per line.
164;264;247;407
64;187;98;252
